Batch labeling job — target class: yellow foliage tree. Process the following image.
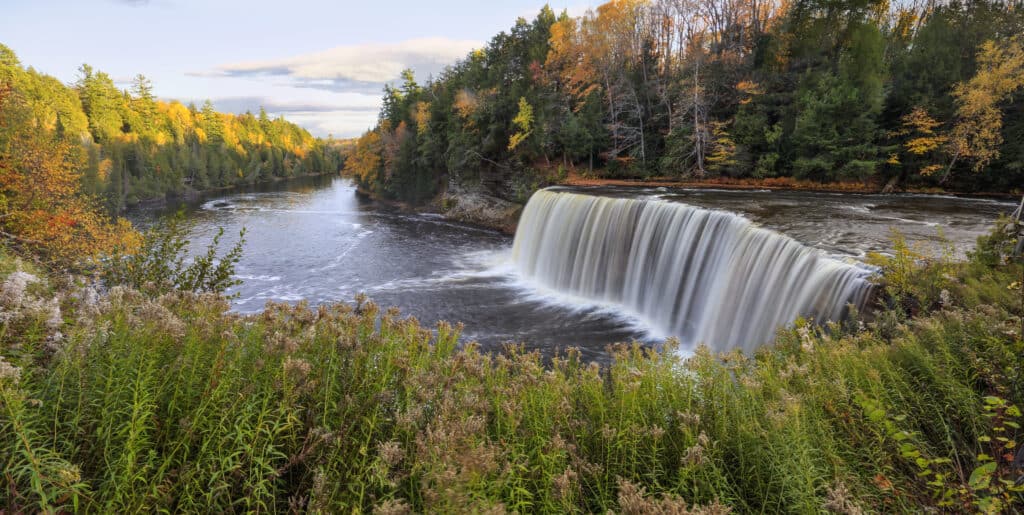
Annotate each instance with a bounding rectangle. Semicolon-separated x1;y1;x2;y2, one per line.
895;106;948;176
706;121;738;172
508;97;534;151
0;84;139;266
343;129;383;187
945;36;1024;179
413;101;431;137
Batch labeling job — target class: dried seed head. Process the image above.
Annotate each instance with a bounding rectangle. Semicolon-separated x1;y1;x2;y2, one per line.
378;440;405;467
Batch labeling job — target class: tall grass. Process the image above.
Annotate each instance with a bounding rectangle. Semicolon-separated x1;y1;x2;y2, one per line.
0;225;1022;512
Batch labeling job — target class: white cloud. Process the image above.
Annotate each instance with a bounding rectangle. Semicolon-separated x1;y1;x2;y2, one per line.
191;94;383;138
203;37;480;91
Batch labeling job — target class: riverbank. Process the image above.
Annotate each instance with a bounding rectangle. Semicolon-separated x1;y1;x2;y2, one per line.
354;180;522;235
413;171;1020;238
559;172;1024;199
123;170;343;212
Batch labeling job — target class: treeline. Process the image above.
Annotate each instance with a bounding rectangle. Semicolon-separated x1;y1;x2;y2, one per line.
347;0;1024;205
0;44;346;213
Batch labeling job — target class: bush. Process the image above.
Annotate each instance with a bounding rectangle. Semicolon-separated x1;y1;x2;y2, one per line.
100;212;245;297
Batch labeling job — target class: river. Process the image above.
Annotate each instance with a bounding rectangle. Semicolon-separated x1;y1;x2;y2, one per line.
136;175;1015;360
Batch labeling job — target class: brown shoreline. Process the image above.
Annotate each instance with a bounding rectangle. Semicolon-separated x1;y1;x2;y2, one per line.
558;173;1021;199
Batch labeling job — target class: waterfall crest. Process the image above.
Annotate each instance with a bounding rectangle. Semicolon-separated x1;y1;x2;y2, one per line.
511;189;873;352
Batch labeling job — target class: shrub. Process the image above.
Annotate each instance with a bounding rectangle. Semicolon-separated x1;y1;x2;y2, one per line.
100;212;245;297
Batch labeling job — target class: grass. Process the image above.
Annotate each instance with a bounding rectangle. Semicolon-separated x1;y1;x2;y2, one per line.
0;225;1022;513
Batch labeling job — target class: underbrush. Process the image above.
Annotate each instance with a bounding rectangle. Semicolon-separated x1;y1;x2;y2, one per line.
1;224;1022;513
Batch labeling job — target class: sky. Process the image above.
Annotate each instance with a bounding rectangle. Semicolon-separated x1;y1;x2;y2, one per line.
1;0;597;138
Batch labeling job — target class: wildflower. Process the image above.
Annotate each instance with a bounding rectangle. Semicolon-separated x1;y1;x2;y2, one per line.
378;440;405;467
779;361;809;381
373;499;412;515
45;331;65;354
549;434;568;453
284;357;312;381
739;374;761;390
0;355;21;383
939;289;952;307
696;434;712;450
309;469;328;513
44;297;62;330
552;467;578;501
823;482;863;515
0;271;39;307
138;300;186;338
649;425;666;440
798;325;814;352
601;425;617;440
616;478;727;514
677;411;701;427
56;464;81;484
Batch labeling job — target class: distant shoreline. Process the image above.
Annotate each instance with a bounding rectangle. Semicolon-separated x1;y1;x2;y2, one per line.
558;172;1022;200
123;170;341;213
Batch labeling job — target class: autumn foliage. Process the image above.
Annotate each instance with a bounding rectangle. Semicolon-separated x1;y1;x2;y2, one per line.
0;80;139;265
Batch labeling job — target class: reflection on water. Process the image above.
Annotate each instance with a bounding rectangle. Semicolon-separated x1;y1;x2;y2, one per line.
134;176;1014;359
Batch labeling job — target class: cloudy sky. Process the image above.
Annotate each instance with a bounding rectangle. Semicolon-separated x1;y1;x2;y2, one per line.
1;0;595;137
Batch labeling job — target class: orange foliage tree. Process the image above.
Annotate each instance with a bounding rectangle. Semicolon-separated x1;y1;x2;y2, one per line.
0;82;139;266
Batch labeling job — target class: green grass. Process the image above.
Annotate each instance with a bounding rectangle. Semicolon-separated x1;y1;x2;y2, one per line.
1;225;1022;513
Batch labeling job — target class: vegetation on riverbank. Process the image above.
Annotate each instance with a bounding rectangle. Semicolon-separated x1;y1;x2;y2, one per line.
1;211;1022;512
346;0;1024;209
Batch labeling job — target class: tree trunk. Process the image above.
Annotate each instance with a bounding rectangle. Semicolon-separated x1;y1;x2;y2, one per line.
693;57;705;178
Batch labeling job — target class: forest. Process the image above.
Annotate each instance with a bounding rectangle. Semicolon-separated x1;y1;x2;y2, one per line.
346;0;1024;206
0;44;346;215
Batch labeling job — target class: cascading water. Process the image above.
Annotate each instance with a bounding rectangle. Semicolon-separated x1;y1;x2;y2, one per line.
511;189;874;353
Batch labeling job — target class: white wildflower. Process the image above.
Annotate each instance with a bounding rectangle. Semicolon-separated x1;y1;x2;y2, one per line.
0;355;21;383
798;325;814;352
0;271;39;307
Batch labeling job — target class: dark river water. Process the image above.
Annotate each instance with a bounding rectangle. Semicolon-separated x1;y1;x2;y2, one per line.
136;175;1015;360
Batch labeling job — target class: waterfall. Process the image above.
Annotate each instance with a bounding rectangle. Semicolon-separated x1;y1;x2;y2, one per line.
511;189;874;353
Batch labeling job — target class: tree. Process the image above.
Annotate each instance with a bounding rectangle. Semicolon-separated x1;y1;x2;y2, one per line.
344;129;383;189
894;106;948;176
508;97;534;151
130;74;157;134
75;64;123;143
0;81;138;265
945;36;1024;179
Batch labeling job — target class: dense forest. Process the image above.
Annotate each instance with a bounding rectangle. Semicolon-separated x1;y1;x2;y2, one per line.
0;44;346;214
346;0;1024;206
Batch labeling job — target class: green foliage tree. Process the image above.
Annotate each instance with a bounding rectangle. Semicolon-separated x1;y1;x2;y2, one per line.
341;1;1023;203
0;47;346;214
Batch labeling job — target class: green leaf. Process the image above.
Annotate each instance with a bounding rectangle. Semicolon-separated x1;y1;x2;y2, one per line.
969;462;997;490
